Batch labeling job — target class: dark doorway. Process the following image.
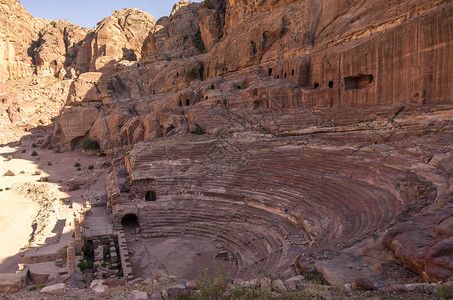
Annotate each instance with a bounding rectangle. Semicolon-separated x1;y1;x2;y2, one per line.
121;214;139;228
145;191;157;202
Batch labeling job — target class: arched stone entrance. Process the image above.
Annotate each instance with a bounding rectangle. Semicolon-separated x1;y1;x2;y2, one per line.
121;214;139;229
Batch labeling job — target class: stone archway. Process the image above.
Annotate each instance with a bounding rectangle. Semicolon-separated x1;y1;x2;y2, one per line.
121;214;139;229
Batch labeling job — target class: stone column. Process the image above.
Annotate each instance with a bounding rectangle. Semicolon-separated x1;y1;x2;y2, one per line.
67;242;75;275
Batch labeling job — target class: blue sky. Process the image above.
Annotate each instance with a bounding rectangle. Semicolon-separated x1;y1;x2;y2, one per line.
20;0;201;29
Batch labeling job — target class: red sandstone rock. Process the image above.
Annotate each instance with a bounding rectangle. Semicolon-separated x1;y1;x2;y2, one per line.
102;278;126;288
351;277;376;291
382;206;453;282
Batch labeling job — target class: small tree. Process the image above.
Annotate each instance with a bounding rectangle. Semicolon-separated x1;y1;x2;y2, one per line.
78;260;87;271
81;138;100;151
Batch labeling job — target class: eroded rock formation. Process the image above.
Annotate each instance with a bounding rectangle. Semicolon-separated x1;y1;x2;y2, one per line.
0;0;44;80
1;0;452;290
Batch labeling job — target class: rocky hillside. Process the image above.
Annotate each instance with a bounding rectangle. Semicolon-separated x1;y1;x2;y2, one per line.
0;0;452;289
38;0;452;152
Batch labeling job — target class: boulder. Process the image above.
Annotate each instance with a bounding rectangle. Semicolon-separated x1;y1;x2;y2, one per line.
66;72;105;105
260;277;272;292
102;278;126;288
131;289;149;300
272;279;287;292
92;284;110;296
166;284;189;297
436;217;453;239
423;238;453;281
186;280;198;290
150;290;163;300
284;275;305;291
40;283;67;295
52;106;99;149
351;277;376;291
0;274;24;293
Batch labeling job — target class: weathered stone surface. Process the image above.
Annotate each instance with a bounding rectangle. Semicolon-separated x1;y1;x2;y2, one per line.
166;284;189;297
66;72;106;105
436;217;453;239
351;277;376;291
51;106;99;149
142;1;202;61
33;20;87;77
198;6;223;52
0;0;45;81
28;268;50;285
131;289;149;300
0;274;24;293
150;290;163;300
260;277;272;292
378;283;407;293
272;279;287;292
424;238;453;281
186;280;198;290
40;283;66;295
102;278;126;288
284;275;305;291
74;8;156;73
382;205;453;282
92;284;109;296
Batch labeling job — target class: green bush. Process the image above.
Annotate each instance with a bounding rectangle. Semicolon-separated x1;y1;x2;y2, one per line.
27;284;46;291
31;151;38;156
74;162;81;167
81;138;100;151
78;260;87;271
88;165;94;170
438;284;453;299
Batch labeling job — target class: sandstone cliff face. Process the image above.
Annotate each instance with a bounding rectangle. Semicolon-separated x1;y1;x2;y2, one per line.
32;20;88;77
0;0;45;81
204;0;451;77
142;0;203;62
73;8;156;74
49;0;453;152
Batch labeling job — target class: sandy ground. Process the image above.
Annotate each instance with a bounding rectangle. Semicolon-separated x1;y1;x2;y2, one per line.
0;144;108;273
125;231;238;280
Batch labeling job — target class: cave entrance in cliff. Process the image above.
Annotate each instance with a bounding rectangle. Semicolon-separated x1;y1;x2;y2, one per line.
344;74;374;89
121;214;139;230
145;191;157;202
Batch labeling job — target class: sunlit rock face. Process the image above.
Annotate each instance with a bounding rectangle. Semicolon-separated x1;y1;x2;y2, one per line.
1;0;453;286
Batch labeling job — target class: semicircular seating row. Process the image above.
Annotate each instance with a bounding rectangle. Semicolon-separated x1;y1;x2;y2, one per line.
128;139;437;279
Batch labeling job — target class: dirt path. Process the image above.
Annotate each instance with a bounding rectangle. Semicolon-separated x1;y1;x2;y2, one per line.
0;144;108;273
